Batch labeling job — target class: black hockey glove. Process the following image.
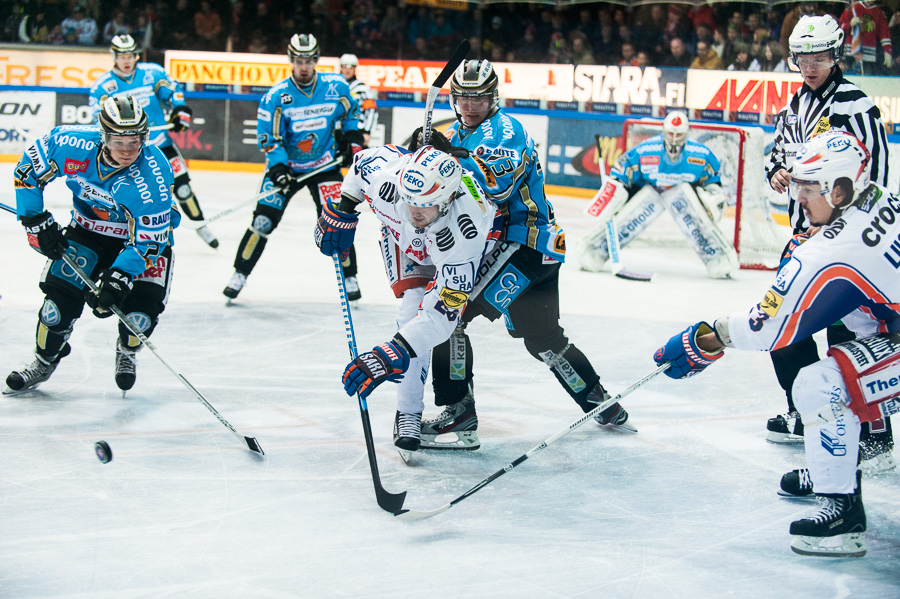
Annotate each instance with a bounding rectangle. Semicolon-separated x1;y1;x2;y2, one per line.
266;162;292;191
84;268;133;319
339;129;365;166
168;105;193;132
408;127;469;159
21;211;68;260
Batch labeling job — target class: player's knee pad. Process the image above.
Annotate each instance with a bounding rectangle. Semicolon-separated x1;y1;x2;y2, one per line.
577;186;665;271
118;310;157;349
234;228;268;272
661;183;739;279
35;291;83;358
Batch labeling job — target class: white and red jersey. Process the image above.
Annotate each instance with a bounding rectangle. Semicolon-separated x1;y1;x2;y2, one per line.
341;145;502;356
839;3;892;64
725;184;900;351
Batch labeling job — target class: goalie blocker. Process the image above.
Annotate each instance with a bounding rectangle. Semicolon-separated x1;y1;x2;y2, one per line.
576;181;738;279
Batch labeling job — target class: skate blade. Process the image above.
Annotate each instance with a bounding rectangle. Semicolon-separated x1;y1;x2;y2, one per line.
766;432;804;445
790;532;866;558
397;448;415;465
776;490;816;501
595;420;638;434
2;384;42;396
419;431;480;451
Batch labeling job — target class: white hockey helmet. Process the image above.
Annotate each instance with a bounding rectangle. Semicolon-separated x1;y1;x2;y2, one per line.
791;131;871;207
662;111;690;159
788;15;843;70
99;95;149;143
397;146;462;224
340;54;359;67
450;60;500;122
110;34;137;55
288;33;319;60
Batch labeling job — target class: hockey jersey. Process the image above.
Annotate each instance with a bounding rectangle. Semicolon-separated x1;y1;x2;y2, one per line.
725;183;900;352
89;63;187;148
839;3;892;64
347;77;378;134
341;145;501;357
257;73;359;173
14;126;179;277
446;109;566;262
610;136;722;194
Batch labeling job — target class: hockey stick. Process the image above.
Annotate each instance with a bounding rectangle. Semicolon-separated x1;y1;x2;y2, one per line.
0;201;15;215
594;135;654;282
422;39;470;145
185;156;343;228
59;253;265;455
15;123;174;143
332;252;407;513
394;362;670;521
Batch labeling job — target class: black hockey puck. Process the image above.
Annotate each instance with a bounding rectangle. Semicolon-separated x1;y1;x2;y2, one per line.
95;440;113;464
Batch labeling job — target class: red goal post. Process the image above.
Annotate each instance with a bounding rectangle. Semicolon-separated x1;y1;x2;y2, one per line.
620;118;790;270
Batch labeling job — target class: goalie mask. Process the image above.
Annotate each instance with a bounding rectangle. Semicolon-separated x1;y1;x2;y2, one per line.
450;59;499;128
788;15;843;71
790;131;871;218
396;146;462;227
662;111;690;160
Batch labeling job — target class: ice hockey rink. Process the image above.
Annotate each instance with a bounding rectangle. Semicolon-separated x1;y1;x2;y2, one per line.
1;165;898;599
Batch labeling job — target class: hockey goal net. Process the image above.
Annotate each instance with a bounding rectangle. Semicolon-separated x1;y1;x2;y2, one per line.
620;119;790;270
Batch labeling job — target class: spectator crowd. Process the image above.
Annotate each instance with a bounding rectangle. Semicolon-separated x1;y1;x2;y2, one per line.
3;1;899;76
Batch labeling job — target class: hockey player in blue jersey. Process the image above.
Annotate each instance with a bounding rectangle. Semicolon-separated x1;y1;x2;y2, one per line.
576;111;740;279
223;33;364;302
89;34;218;249
408;59;633;450
5;96;179;396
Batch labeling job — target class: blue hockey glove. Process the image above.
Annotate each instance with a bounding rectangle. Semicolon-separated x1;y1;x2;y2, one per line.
84;268;133;319
21;211;68;260
779;232;809;269
343;340;411;399
654;321;724;379
314;200;359;261
168;105;192;132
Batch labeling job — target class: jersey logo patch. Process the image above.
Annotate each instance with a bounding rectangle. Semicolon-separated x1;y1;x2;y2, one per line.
773;257;801;295
760;290;783;317
435;227;454;251
64;158;88;174
457;214;477;239
812;116;831;137
687;157;704;166
297;133;316;154
440;287;469;310
640;156;660;165
280;93;293;105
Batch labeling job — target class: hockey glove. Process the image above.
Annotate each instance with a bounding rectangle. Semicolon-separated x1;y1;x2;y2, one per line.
21;211;68;260
343;339;411;399
779;232;809;269
168;105;193;132
654;321;724;379
84;268;133;319
408;127;469;158
339;130;365;166
266;162;292;191
314;200;359;261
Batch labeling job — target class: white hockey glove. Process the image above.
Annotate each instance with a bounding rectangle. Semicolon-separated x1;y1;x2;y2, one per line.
695;184;728;223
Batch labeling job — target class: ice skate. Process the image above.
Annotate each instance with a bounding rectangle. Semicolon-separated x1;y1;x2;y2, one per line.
196;225;219;249
345;276;361;302
766;410;804;444
778;468;815;500
789;474;866;558
115;340;138;396
4;345;70;395
223;271;247;302
588;384;637;433
394;411;422;463
420;390;480;450
859;433;896;476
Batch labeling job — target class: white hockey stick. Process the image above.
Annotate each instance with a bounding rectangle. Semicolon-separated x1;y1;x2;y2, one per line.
15;122;174;143
394;363;670;520
422;40;470;145
185;156;343;228
60;253;264;455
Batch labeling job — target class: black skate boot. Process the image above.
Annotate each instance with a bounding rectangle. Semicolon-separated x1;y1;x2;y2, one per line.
394;410;422;459
766;410;804;444
589;384;637;433
4;344;71;395
420;387;480;450
790;471;866;558
223;271;247;300
115;340;138;394
778;468;814;499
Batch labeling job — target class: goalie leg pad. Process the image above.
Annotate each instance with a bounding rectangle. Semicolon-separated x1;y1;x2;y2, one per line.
576;186;665;272
661;183;739;279
793;358;861;495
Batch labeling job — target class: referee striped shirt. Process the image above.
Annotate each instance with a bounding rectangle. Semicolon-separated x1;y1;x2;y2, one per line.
766;65;889;232
347;77;378;134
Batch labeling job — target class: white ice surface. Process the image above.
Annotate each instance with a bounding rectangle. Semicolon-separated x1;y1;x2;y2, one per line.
1;166;898;599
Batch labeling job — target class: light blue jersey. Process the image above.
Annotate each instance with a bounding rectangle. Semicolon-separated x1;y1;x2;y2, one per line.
447;110;566;262
610;136;722;193
89;63;186;149
14;126;179;277
257;72;359;172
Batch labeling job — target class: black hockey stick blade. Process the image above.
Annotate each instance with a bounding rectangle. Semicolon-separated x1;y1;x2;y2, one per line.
615;269;654;282
244;436;265;455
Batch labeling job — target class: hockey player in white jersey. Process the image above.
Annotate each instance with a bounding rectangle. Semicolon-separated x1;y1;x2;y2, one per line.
339;54;378;147
576;111;739;279
314;144;500;450
653;131;896;558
